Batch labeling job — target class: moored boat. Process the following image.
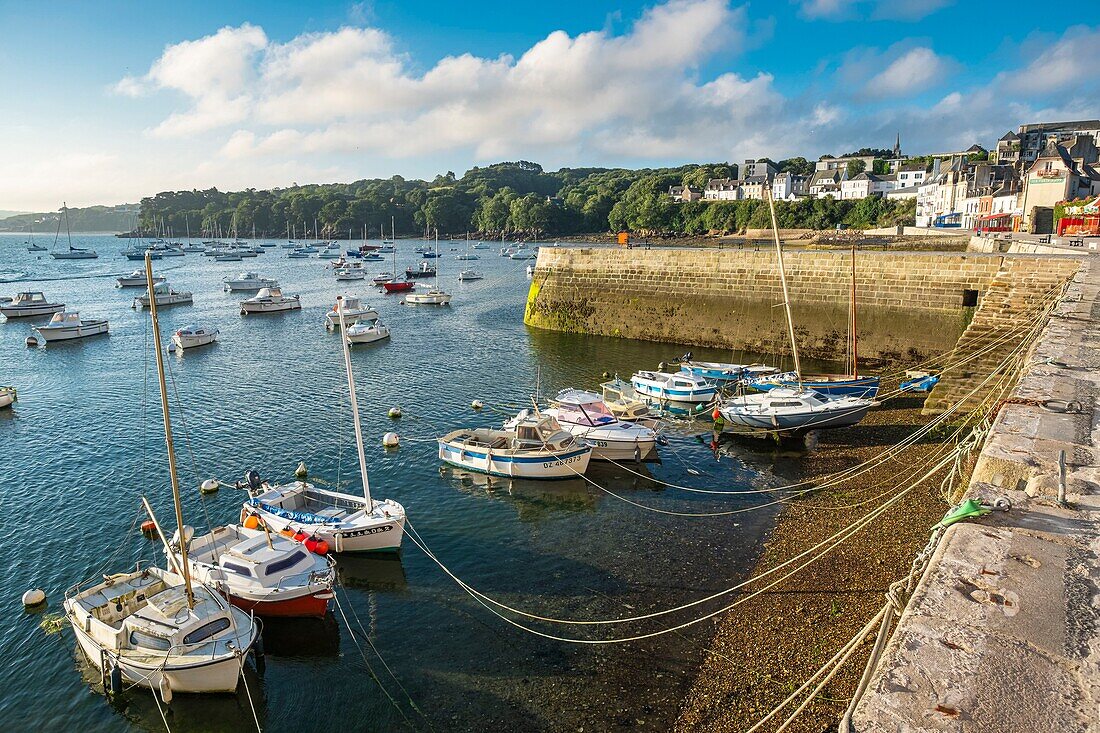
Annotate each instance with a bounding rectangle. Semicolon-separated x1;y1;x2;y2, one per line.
1;291;65;319
457;269;483;281
240;287;301;314
324;295;378;329
600;377;653;421
745;371;881;399
346;320;391;344
405;262;436;279
32;311;109;342
223;271;278;292
630;370;717;404
717;387;875;432
405;287;452;305
383;279;414;293
0;386;16;408
542;389;659;461
117;270;165;288
172;325;219;350
133;283;193;309
438;409;592;479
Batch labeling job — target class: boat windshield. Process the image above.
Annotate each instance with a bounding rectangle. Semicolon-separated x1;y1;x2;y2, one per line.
559;401;616;426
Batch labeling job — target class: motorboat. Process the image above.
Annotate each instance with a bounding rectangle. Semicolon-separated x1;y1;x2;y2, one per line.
32;311;109;342
405;287;452;305
421;250;439;259
745;371;881;399
717;387;875;432
372;272;396;285
215;252;244;262
172;325;219;350
542;389;658;461
1;291;65;319
679;358;778;384
472;242;489;250
438;409;592;479
223;271;278;292
287;249;313;259
0;386;16;409
630;370;718;404
324;296;378;329
377;246;394;254
405;262;436;279
65;567;258;694
362;252;384;262
167;524;336;618
335;265;366;281
346;320;391;344
240;287;301;314
457;269;483;281
51;245;98;260
181;244;206;253
600;377;653;422
117;270;165;288
242;472;406;554
134;283;193;309
509;249;537;260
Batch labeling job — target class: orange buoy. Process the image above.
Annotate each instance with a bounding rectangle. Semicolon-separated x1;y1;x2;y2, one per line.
712;408;721;420
243;515;260;530
280;527;294;537
140;520;157;536
304;536;319;553
293;530;308;542
314;540;330;555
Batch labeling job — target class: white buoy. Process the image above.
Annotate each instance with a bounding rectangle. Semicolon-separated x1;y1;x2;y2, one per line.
22;589;46;607
382;432;400;447
388;407;402;419
471;399;484;409
159;675;173;704
199;479;219;494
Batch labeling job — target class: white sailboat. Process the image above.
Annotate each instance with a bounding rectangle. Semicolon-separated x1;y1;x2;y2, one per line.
64;255;258;697
49;203;98;259
240;299;406;552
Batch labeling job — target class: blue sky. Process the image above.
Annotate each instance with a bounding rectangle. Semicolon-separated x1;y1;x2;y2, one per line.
0;0;1096;209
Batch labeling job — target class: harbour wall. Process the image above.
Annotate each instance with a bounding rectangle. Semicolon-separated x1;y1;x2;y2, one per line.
525;248;1066;364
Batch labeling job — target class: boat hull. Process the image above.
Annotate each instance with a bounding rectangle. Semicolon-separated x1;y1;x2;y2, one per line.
383;281;415;292
173;333;218;349
33;321;109;342
240;301;301;314
719;402;872;431
226;589;332;618
1;303;65;318
405;293;451;305
438;441;591;479
250;512;405;553
630;379;717;403
751;375;880;399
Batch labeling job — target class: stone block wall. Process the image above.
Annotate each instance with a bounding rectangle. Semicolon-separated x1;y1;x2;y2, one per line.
525;248;1016;363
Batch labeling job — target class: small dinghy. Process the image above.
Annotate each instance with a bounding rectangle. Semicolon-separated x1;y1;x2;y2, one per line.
718;387;875;432
346;320;390;344
630;370;717;404
167;524;336;618
1;291;65;319
438;409;592;479
172;325;218;350
134;282;193;309
0;386;16;409
223;271;277;292
543;389;659;461
325;296;377;329
32;311;109;342
240;287;301;314
117;270;165;288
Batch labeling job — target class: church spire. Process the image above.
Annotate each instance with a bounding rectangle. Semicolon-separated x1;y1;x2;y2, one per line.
893;131;901;158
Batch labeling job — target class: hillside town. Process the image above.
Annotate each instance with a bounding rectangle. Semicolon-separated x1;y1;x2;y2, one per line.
670;120;1100;235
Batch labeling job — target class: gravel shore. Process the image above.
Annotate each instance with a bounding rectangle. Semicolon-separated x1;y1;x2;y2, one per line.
675;395;966;733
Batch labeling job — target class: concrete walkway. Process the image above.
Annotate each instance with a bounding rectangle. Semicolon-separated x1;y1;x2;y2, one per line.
851;260;1100;731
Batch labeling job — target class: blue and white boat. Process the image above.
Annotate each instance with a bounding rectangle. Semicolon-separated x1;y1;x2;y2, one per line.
437;410;592;479
745;371;880;399
630;370;718;404
718;387;875;432
679;359;778;384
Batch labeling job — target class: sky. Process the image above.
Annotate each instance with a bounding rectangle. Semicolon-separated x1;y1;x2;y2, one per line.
0;0;1097;210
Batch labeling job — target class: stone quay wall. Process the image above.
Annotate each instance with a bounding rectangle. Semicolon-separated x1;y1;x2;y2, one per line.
525;248;1036;363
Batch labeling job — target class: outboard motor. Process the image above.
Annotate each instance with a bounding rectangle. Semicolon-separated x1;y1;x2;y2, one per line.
245;470;262;493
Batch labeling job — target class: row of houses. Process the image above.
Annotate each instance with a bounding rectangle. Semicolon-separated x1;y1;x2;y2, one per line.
667;120;1100;231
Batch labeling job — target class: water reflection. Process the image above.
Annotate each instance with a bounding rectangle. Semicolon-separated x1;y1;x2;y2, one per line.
336;555;409;592
260;614;341;658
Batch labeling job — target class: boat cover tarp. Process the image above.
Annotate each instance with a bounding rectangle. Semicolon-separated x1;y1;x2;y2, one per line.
247;498;332;524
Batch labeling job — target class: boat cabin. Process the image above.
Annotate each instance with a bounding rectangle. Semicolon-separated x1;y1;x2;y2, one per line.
13;291;49;305
554;390;618;427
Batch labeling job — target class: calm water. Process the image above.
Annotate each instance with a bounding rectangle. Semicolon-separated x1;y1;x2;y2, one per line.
0;234;801;732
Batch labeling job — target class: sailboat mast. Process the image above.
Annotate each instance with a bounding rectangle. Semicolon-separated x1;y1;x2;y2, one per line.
851;245;858;378
144;252;195;609
765;188;802;383
63;202;72;250
336;298;372;507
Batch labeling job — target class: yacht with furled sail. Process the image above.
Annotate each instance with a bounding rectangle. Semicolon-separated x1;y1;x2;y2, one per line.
238;298;406;552
406;230;453;305
718;190;876;433
64;254;258;697
49;203;98;259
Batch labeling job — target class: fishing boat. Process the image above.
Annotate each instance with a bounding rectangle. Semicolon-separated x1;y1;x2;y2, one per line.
0;386;16;409
134;283;193;309
172;325;219;350
65;255;257;696
166;524;336;618
600;377;653;421
438;409;593;479
346;320;391;344
1;291;65;318
223;271;278;292
239;287;301;314
240;299;406;553
630;370;718;404
542;389;658;461
716;190;875;433
718;388;875;431
405;262;436;279
457;269;483;281
324;296;377;329
32;311;109;342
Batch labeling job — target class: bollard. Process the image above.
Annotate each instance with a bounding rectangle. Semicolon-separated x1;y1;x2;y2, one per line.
1057;449;1067;506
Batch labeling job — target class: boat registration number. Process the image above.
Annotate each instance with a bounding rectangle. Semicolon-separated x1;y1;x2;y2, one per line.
543;455;584;468
342;525;394;538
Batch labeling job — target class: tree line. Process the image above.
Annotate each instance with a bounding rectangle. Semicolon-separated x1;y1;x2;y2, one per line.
131;160;916;239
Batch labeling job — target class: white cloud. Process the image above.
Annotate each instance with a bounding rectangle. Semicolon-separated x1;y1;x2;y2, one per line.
798;0;951;21
1001;25;1100;95
864;47;951;98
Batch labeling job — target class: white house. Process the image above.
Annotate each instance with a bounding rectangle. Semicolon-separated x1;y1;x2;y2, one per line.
703;178;741;201
772;171;808;200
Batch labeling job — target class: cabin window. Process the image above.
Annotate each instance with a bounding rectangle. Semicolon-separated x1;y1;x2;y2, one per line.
183;617;231;645
264;551;306;576
770;401;803;408
517;426;537;440
223;561;252;577
130;629;172;651
962;289;979;307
